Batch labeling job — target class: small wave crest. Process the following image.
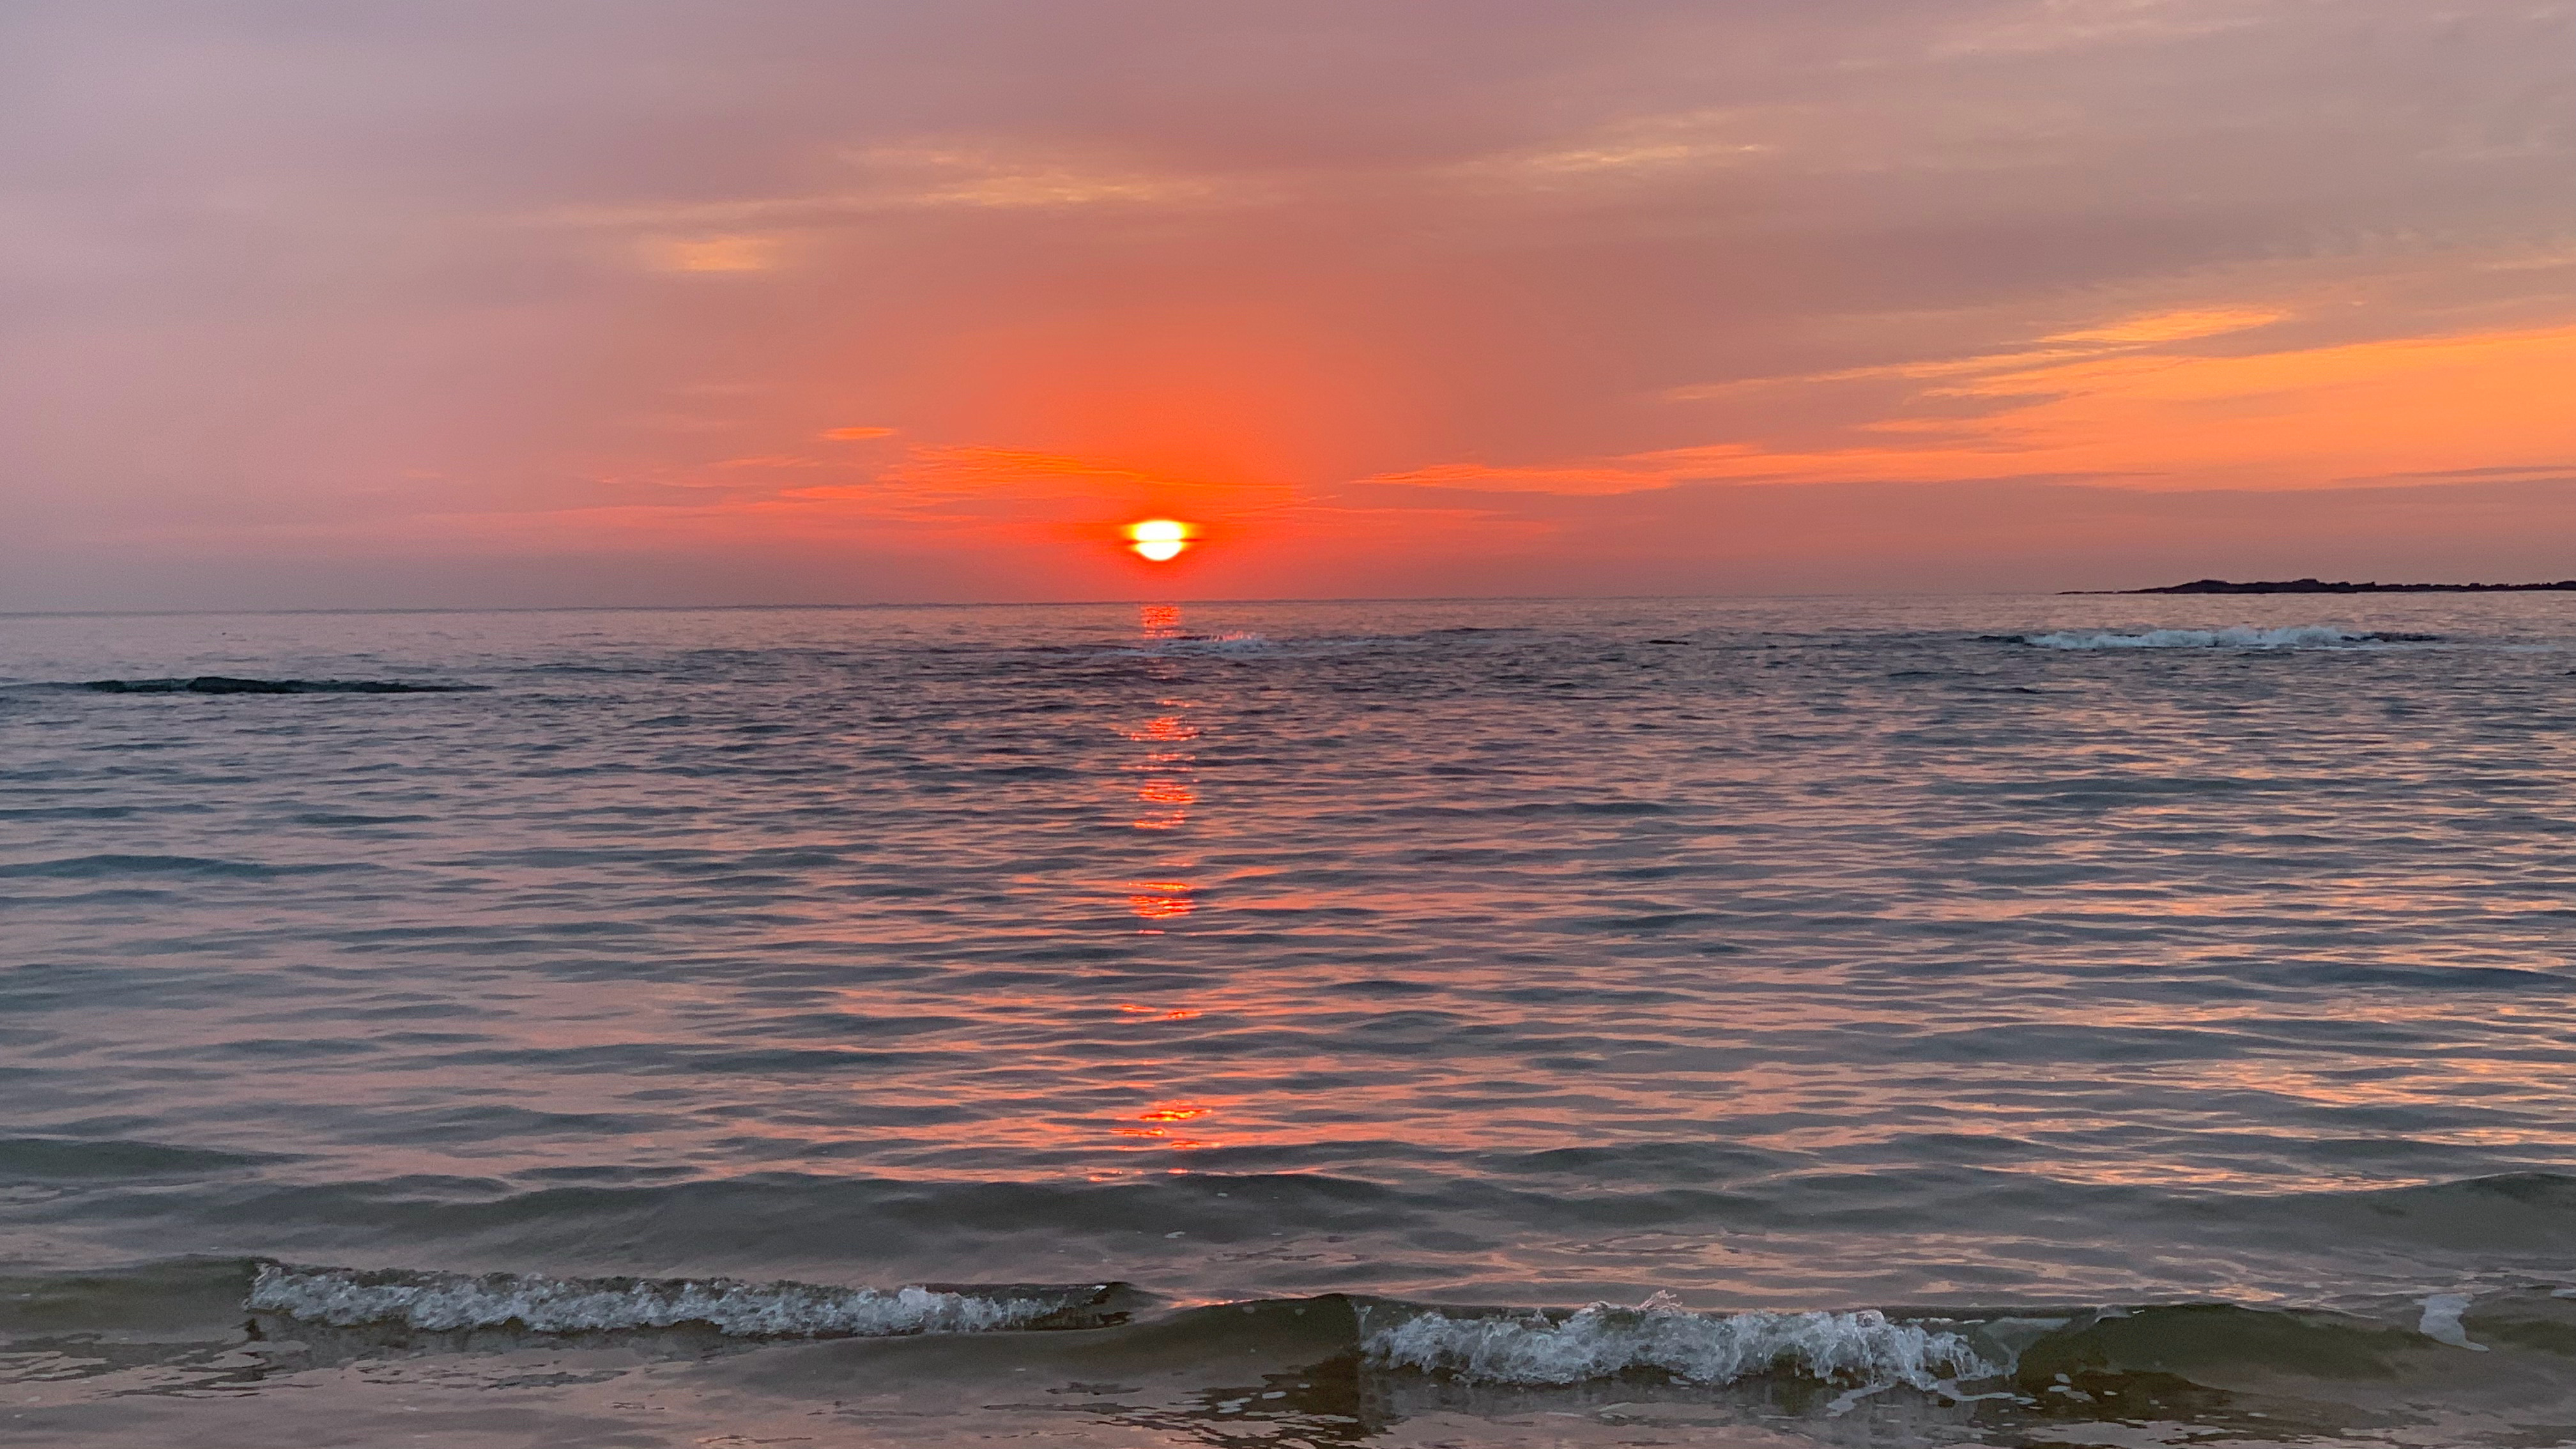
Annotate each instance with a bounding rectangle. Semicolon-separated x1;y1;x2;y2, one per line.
2418;1293;2488;1351
1363;1298;2005;1390
1114;632;1273;657
2016;626;2435;650
248;1264;1111;1339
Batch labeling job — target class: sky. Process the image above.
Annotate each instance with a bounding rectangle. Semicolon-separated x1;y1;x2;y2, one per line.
4;0;2573;608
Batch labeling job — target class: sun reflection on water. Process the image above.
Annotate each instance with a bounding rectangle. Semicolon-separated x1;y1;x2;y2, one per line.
1115;1101;1215;1149
1126;880;1195;919
1106;604;1215;1154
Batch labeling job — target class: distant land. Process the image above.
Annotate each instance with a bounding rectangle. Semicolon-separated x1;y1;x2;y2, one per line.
2067;578;2576;595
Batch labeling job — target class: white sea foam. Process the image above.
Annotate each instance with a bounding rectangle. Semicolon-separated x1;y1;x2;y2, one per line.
2418;1292;2488;1351
1363;1301;2005;1389
247;1264;1062;1338
2020;626;2421;650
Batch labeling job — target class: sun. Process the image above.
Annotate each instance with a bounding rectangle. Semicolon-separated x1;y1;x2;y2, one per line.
1125;518;1195;562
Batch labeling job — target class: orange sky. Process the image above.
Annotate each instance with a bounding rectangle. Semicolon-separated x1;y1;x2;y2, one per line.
4;1;2572;607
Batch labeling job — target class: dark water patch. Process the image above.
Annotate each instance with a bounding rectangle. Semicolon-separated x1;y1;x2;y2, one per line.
2266;960;2576;993
0;887;181;907
74;677;486;694
359;1041;673;1073
2258;1172;2576;1254
434;845;715;869
1896;1023;2253;1063
0;805;144;821
0;1258;262;1338
390;1107;675;1142
2013;1301;2417;1387
1942;772;2277;801
509;1164;702;1186
176;1036;387;1062
0;853;379;880
1484;1144;1795;1183
71;1173;1431;1262
1556;907;1733;933
965;762;1082;780
681;1046;957;1075
1384;798;1678;820
659;852;852;875
0;1138;284;1181
0;961;218;1011
753;1011;977;1041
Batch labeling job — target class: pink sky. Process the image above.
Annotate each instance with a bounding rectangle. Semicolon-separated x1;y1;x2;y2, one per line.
4;1;2573;608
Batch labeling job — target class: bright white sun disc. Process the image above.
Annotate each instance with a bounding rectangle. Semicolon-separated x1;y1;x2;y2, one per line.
1125;519;1193;561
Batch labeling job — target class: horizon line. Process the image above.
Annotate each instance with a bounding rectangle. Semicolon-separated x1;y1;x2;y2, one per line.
0;587;2248;620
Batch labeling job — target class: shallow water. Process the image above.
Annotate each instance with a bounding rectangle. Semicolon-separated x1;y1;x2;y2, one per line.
3;594;2572;1446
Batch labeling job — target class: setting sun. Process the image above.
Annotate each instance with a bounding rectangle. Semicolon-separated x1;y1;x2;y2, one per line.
1125;518;1194;562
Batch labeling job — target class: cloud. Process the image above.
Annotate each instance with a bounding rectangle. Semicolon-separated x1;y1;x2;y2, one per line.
2340;462;2576;483
1929;0;2269;59
1383;311;2576;497
640;235;779;273
1453;109;1773;185
821;425;898;440
1358;454;1754;497
710;454;821;469
848;141;1238;210
2046;307;2290;345
539;139;1252;252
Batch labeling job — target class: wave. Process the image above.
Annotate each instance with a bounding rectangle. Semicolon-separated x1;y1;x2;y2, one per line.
14;1257;2573;1447
246;1263;1126;1339
1363;1298;2005;1390
2014;626;2439;649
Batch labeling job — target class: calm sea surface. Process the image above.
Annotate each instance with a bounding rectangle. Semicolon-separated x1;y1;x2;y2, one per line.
3;595;2573;1446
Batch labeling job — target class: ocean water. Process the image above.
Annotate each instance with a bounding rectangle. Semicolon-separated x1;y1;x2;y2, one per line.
3;594;2573;1448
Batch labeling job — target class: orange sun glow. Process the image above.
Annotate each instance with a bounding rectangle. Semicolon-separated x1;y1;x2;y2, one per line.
1125;519;1194;562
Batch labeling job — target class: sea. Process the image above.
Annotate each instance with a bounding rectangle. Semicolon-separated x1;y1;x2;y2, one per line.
2;594;2572;1448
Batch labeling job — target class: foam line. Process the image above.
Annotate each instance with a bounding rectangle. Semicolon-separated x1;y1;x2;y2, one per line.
1363;1301;2005;1388
249;1264;1068;1338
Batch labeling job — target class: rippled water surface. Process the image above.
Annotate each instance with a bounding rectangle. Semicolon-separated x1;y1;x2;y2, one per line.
3;595;2572;1446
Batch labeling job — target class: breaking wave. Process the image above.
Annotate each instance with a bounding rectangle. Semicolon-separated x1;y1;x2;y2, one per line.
247;1263;1115;1339
15;1255;2571;1445
1363;1298;2006;1389
2015;626;2437;650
